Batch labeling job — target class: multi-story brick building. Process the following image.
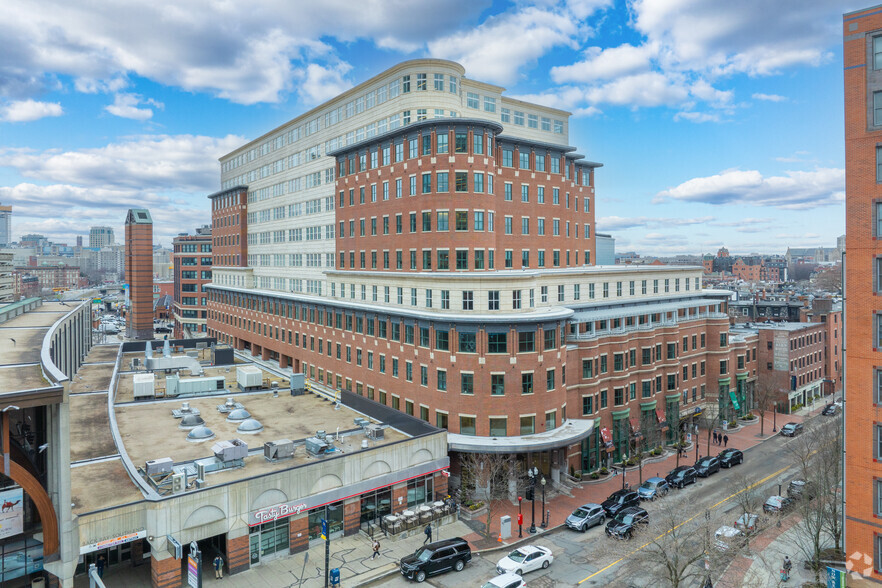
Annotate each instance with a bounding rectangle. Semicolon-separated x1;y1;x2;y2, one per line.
843;6;882;574
802;297;843;396
124;208;154;340
172;226;212;337
754;322;827;413
205;59;757;483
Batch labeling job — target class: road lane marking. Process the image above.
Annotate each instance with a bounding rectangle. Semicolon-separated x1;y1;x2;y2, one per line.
576;463;792;584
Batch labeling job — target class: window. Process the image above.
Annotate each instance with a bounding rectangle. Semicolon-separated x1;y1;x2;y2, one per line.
456;249;468;269
455;172;468;192
437;369;447;391
600;389;607;409
518;331;535;352
436;172;449;193
502;148;513;167
484;96;496;112
437;133;448;154
875;91;882;126
459;332;476;353
512;290;522;309
546;369;555;391
519;151;530;169
466;92;479;108
462;291;474;310
474;211;484;231
521;373;534;395
520;415;535;435
441;290;449;309
488;332;507;353
544;328;556;350
488;290;500;310
460;416;476;436
489;417;507;436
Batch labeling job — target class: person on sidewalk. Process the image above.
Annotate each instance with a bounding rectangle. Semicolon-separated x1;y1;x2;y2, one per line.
213;554;224;579
782;556;792;581
712;431;718;445
423;523;432;545
96;554;106;578
723;434;729;447
371;539;381;560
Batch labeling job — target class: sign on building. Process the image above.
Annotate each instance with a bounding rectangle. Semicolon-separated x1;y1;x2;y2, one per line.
0;487;23;540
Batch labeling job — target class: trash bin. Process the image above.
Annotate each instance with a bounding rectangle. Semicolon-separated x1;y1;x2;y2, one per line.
330;567;341;587
499;515;512;539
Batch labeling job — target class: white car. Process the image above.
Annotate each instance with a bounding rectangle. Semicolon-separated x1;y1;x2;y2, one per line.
481;572;527;588
495;545;553;575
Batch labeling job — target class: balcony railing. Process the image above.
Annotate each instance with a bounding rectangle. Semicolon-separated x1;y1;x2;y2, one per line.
567;312;727;342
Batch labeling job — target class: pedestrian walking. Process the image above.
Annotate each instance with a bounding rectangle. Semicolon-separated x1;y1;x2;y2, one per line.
782;556;792;581
423;523;432;545
96;554;106;578
723;434;729;447
213;554;224;579
371;539;380;559
713;431;718;445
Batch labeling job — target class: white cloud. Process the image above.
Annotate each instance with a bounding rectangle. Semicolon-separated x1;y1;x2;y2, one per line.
427;6;582;85
105;93;163;121
551;43;653;83
655;167;845;209
674;111;721;123
585;72;689;107
0;134;244;192
598;215;714;230
298;63;353;106
752;92;787;102
0;99;63;122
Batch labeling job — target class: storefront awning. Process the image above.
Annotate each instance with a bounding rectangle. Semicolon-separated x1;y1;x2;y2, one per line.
600;426;615;452
629;417;642;438
448;419;595;453
655;408;669;432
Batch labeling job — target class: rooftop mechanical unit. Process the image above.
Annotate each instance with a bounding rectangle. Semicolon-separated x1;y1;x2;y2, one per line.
290;373;305;396
212;439;248;462
354;418;369;428
145;457;173;476
133;373;155;400
365;424;385;440
166;374;225;397
171;402;201;418
211;344;234;366
237;366;262;390
264;439;295;461
304;437;330;457
217;398;244;414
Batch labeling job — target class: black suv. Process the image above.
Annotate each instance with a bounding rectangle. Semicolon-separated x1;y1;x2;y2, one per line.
400;538;471;583
605;506;649;540
787;479;817;500
666;466;697;489
601;489;641;517
718;449;743;468
694;456;721;477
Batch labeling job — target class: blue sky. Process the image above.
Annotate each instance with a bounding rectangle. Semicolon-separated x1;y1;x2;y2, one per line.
0;0;851;256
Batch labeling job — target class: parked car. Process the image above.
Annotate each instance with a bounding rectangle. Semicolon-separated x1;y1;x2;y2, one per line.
605;506;649;540
714;525;746;551
822;404;840;416
665;466;698;489
780;422;804;437
734;512;760;534
481;573;526;588
399;538;471;583
763;495;795;514
787;479;817;500
566;503;606;532
694;456;721;477
718;448;744;468
637;477;670;501
601;489;641;516
495;545;553;576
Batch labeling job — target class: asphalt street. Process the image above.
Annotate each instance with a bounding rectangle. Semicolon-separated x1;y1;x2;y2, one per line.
370;412;837;588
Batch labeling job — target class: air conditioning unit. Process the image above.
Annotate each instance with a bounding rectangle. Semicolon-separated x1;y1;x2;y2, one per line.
212;439;248;462
305;437;329;457
264;439;295;461
146;457;173;476
365;424;385;440
171;473;186;493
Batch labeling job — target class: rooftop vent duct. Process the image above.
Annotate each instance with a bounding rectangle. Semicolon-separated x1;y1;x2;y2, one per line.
186;426;215;443
237;419;264;434
227;408;251;422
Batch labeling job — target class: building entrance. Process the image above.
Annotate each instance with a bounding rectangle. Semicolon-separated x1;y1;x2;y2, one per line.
249;518;289;566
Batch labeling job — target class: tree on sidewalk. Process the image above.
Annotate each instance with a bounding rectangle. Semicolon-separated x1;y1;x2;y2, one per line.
596;496;737;588
753;381;781;437
457;452;516;537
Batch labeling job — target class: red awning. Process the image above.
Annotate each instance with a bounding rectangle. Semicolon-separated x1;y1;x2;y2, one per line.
655;408;665;423
629;417;641;436
600;427;613;445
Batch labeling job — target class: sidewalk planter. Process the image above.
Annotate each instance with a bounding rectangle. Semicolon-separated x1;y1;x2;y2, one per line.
457;503;486;522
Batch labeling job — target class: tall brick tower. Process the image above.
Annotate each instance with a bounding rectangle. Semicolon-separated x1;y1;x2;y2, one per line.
844;6;882;577
125;208;154;340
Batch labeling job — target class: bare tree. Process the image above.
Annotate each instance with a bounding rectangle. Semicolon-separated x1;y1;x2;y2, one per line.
596;496;736;588
458;452;517;537
700;403;723;459
730;471;766;552
753;381;781;438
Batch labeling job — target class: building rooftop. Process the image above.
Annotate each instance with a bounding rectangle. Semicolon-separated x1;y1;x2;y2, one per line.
749;321;824;333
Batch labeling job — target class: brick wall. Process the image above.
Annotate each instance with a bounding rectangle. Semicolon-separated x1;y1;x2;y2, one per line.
226;533;250;575
289;515;308;554
343;498;360;536
150;554;181;588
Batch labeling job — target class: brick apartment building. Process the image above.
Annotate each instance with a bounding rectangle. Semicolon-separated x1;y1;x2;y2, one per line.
754;321;827;413
172;226;212;337
843;6;882;574
124;208;154;340
205;59;758;482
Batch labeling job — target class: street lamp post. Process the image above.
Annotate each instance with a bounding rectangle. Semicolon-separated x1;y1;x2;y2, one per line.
528;467;538;534
772;401;778;433
540;477;547;528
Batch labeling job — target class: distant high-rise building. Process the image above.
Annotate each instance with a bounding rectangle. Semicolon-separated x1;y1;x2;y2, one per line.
0;205;11;247
124;209;154;340
76;235;83;248
89;226;115;248
173;226;212;338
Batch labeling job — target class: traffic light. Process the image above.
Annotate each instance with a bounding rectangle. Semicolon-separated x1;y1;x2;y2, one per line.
526;487;534;501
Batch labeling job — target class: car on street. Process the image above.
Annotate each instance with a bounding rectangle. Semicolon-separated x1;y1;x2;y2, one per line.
787;479;817;500
637;477;670;501
734;512;760;534
694;456;721;477
714;525;746;551
605;506;649;540
399;538;471;582
601;489;640;516
495;545;553;576
666;466;698;489
780;422;804;437
718;448;744;468
763;495;795;514
822;404;840;416
566;503;606;532
481;573;526;588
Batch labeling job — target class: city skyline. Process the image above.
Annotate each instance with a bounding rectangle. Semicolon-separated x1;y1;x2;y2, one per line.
0;0;851;253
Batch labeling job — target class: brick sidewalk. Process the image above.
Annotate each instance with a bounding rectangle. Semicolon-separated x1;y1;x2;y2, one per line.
459;401;830;548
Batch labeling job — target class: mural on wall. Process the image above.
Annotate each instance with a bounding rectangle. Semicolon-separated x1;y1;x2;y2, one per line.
0;487;23;539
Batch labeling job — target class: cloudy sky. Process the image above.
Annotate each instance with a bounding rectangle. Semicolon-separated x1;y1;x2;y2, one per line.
0;0;851;255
